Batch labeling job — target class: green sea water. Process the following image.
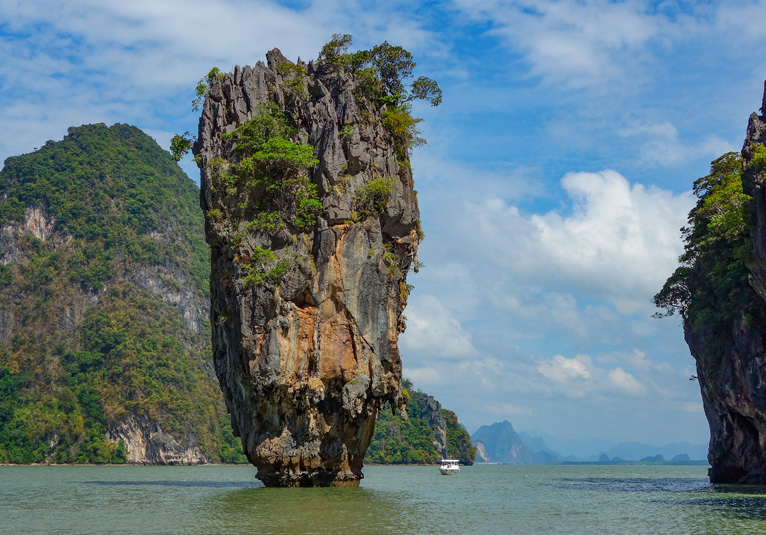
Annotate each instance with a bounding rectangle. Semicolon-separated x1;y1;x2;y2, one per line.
2;464;765;534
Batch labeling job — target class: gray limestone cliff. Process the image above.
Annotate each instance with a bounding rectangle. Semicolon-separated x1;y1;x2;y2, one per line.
193;49;421;486
472;420;534;465
421;393;448;459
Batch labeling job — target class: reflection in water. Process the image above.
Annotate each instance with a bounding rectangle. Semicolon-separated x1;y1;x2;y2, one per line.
198;485;415;535
84;480;263;489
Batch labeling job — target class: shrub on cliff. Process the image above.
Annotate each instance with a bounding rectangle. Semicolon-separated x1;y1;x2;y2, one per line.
366;381;477;465
654;151;758;327
318;34;441;166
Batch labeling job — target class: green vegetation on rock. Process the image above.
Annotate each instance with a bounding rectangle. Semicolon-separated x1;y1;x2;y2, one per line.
209;103;321;235
655;152;760;328
0;124;245;464
317;34;440;167
654;150;766;385
366;380;476;464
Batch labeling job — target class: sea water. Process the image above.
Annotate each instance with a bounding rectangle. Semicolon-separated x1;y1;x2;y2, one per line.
1;464;765;534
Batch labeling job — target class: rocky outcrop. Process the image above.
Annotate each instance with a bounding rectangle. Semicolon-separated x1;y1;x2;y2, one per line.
472;421;534;465
194;50;420;486
108;416;206;465
687;82;766;483
475;441;490;463
421;394;448;459
743;83;766;301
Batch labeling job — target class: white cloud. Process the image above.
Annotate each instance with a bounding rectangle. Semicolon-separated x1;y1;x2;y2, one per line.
402;366;444;386
400;294;478;359
463;170;694;316
606;367;645;395
537;353;646;398
451;0;668;88
538;354;592;383
623;121;736;166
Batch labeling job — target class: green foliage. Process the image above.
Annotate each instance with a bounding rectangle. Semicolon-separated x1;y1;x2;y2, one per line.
316;34;440;165
366;380;476;465
275;62;309;97
243;247;292;287
0;123;209;294
317;34;441;108
354;176;395;219
382;243;399;277
410;76;443;107
399;280;414;302
654;152;754;323
170;132;194;162
192;67;224;111
443;409;477;462
654;151;765;384
247;211;283;233
214;103;321;234
317;34;354;67
339;123;354;137
0;124;246;464
415;219;425;241
383;107;425;164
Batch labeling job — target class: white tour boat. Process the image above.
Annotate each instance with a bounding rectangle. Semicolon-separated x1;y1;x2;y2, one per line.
439;459;460;475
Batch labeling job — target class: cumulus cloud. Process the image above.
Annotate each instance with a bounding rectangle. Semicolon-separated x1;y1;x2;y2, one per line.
538;354;592;383
537;353;646;398
606;367;645;395
462;170;694;316
400;294;478;359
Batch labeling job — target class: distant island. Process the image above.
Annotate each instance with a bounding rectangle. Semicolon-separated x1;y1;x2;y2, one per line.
471;420;708;466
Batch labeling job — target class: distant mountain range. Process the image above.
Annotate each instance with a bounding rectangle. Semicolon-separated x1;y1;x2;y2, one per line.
472;421;708;464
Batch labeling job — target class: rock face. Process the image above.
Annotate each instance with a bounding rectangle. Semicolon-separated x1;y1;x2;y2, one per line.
687;82;766;483
471;420;534;465
421;393;448;459
194;50;420;486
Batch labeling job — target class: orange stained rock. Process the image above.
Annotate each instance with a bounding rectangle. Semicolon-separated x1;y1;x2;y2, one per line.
318;313;358;382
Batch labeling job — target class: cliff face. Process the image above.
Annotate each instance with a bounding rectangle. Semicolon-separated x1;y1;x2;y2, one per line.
684;319;766;482
684;83;766;483
471;420;534;465
194;49;420;486
364;382;476;465
0;124;239;465
421;394;448;458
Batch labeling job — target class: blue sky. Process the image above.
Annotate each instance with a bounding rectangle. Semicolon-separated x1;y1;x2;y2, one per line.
3;0;766;446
